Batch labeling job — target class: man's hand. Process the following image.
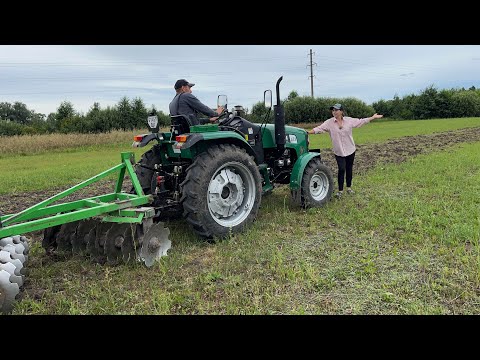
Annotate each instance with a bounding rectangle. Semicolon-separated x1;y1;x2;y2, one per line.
216;106;224;115
209;116;219;123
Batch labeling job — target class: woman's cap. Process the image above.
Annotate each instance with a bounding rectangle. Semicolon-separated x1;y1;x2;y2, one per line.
330;103;343;110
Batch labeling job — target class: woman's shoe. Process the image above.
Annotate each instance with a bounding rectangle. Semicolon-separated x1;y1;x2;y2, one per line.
346;188;354;194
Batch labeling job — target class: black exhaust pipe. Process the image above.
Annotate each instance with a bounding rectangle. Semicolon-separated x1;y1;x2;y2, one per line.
274;76;285;157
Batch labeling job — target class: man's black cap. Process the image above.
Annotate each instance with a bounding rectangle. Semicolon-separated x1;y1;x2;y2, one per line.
174;79;195;90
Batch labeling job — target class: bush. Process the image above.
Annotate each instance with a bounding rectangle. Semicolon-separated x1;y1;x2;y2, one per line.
0;120;25;136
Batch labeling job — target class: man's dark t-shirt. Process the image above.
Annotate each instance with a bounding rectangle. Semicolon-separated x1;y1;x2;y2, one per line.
169;93;217;125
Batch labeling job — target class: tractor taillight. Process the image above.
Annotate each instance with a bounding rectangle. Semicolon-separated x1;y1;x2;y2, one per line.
156;176;164;185
133;135;144;142
175;135;188;142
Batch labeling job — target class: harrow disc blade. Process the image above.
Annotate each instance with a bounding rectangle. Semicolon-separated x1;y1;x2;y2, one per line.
92;222;113;264
105;224;131;266
0;269;20;314
139;222;171;267
73;219;98;255
42;225;61;252
56;222;79;254
121;224;137;263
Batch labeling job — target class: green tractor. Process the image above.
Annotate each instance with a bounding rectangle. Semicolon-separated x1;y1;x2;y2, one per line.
132;76;334;238
0;76;333;313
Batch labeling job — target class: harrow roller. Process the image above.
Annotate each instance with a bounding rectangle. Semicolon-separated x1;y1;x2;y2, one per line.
1;236;29;314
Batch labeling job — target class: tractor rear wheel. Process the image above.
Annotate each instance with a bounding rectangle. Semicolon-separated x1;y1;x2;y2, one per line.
181;144;262;239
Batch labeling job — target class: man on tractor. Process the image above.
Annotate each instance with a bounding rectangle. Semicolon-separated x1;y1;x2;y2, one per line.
169;79;224;125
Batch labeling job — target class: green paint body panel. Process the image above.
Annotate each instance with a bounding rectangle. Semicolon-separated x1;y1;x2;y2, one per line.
261;124;309;155
162;129;249;160
0;152;153;238
289;152;321;190
157;123;309;162
190;124;219;132
258;163;273;194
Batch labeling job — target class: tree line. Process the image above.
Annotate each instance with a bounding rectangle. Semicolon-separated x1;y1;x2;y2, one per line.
1;85;479;136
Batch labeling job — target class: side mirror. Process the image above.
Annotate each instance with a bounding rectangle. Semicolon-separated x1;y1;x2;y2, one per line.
217;95;227;109
264;90;272;109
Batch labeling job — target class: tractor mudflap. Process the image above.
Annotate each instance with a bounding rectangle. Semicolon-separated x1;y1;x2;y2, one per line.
0;235;29;314
41;218;171;267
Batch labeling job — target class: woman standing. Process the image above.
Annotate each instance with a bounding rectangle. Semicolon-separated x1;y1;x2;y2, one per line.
308;103;383;198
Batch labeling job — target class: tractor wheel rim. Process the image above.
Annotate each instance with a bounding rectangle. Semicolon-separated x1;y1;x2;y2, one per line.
309;172;329;200
207;161;256;227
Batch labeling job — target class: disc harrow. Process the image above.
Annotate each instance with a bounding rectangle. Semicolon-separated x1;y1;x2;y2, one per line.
0;152;172;314
41;218;170;267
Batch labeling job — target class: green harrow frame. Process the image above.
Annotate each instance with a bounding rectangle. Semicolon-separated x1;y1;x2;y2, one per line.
0;152;153;238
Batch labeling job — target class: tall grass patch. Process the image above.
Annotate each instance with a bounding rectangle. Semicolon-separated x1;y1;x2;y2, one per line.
0;129;150;158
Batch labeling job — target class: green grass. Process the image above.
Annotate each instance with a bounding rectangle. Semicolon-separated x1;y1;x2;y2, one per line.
307;117;480;150
11;141;480;314
0;144;150;194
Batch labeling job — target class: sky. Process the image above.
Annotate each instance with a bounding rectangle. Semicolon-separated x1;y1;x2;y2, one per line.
1;45;480;117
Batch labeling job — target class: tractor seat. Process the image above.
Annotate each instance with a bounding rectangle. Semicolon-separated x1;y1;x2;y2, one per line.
170;115;194;136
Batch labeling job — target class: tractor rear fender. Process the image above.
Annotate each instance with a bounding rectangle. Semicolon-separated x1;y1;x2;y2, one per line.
289;152;321;190
181;132;258;162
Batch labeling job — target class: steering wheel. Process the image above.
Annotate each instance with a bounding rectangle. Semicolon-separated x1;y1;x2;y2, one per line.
216;110;229;125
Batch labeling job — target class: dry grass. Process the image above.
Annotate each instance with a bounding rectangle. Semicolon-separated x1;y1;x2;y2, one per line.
0;129;150;157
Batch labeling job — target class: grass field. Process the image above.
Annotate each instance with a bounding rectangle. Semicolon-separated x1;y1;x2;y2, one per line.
1;117;480;314
12;141;480;314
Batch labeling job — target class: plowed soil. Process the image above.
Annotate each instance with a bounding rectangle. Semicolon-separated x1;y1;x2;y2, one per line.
1;127;480;216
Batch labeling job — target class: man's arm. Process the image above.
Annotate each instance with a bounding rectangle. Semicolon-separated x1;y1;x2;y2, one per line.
184;93;217;118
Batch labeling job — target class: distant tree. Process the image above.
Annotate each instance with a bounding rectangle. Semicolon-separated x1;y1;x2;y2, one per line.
414;85;439;119
46;113;58;132
287;90;299;101
131;97;148;129
116;96;131;130
0;102;13;121
56;101;78;133
56;101;76;121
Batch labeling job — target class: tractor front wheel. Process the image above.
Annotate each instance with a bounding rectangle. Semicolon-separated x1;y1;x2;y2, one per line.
295;158;334;208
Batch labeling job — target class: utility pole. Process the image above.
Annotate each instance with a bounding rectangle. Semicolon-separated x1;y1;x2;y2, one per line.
307;49;316;98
